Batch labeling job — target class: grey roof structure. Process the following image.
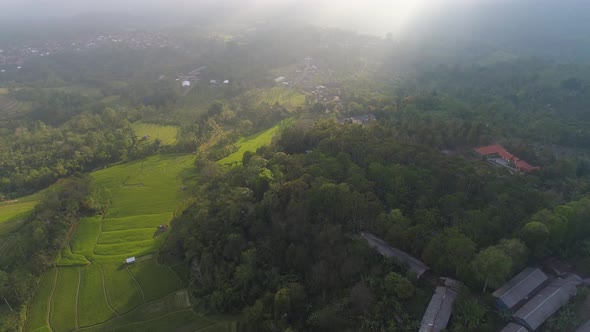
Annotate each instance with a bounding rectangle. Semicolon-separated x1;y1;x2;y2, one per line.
499;323;527;332
360;231;430;278
576;320;590;332
492;268;548;310
513;278;578;331
419;286;458;332
500;323;528;332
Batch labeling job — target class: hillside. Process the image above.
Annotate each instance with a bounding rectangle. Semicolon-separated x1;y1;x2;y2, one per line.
22;154;235;331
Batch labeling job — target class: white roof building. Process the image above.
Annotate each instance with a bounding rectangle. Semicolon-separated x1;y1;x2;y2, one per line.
274;76;286;83
125;257;136;264
223;80;229;84
182;80;191;87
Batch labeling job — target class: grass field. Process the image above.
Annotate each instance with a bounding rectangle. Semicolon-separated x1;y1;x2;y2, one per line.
102;263;144;314
0;200;37;224
101;213;172;232
259;87;306;107
78;265;115;327
218;119;292;165
129;260;183;301
131;122;180;146
26;268;57;332
78;290;233;332
0;93;29;120
49;268;79;332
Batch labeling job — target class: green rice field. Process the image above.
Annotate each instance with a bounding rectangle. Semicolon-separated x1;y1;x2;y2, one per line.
259;87;306;107
25;153;235;331
131;122;180;146
218;119;293;165
0;93;29;120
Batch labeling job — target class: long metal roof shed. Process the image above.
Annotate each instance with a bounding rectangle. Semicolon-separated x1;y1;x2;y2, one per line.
576;320;590;332
418;286;458;332
499;323;527;332
360;231;430;278
492;267;548;310
513;278;578;331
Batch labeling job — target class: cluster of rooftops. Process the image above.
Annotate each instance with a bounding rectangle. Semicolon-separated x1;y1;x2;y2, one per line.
496;268;587;332
475;144;540;173
360;232;589;332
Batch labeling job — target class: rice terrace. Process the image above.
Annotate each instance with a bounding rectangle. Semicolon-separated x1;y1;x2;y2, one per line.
19;154;238;331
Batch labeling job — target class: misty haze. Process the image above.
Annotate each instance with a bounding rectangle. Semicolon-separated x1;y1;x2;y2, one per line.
1;1;590;332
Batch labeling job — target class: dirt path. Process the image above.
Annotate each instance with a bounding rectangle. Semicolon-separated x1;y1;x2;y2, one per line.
126;265;145;303
75;268;81;329
75;289;194;331
47;268;59;332
99;265;119;316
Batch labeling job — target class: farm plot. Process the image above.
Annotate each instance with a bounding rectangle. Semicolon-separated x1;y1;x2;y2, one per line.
218;119;292;165
78;265;115;327
78;290;221;332
101;213;172;232
0;199;37;224
129;259;183;301
0;94;28;119
93;155;194;218
259;87;306;107
102;262;144;314
49;267;79;332
26;268;57;332
70;217;102;258
131;122;180;146
26;154;213;331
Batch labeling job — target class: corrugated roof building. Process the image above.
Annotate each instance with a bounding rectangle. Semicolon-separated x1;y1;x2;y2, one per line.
360;232;430;278
513;278;578;331
499;323;527;332
576;320;590;332
492;268;549;310
419;286;458;332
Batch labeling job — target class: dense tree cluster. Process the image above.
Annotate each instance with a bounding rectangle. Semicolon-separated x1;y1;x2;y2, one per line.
164;119;588;330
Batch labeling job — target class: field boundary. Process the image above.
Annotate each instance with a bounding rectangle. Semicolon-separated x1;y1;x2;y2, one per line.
99;264;119;316
75;268;81;329
47;268;59;332
126;265;145;303
75;288;196;331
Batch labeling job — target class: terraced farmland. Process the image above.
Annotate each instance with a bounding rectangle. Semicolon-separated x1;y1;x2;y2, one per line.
218;119;293;165
0;93;28;119
25;154;235;331
131;122;180;146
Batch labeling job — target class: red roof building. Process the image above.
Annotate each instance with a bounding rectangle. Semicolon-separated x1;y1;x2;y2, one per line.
475;144;539;173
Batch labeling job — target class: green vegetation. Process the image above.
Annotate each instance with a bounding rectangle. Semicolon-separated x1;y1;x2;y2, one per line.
0;94;27;120
49;268;79;332
131;122;180;146
258;87;306;107
70;217;102;258
218;120;291;165
78;265;115;327
98;229;157;244
101;213;172;232
25;268;57;332
129;260;183;301
102;263;143;314
78;291;219;332
0;200;37;224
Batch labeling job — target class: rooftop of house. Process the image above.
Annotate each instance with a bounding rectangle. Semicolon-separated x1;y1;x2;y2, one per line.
492;267;549;310
419;286;458;332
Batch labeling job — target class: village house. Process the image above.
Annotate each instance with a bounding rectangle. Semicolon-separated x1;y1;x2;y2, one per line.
341;114;376;125
474;144;539;173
